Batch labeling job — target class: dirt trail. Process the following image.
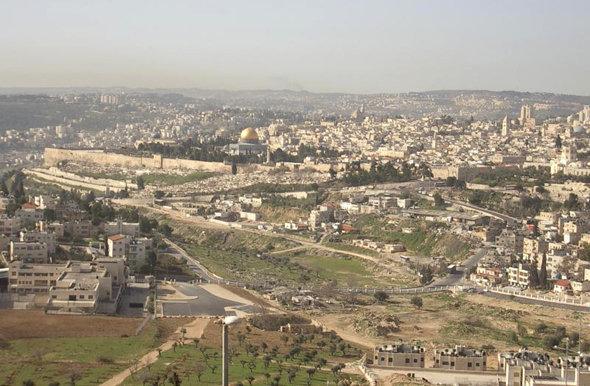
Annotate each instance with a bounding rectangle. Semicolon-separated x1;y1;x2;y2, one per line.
316;315;379;349
100;318;210;386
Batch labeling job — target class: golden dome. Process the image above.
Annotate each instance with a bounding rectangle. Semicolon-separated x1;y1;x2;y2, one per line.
240;127;259;141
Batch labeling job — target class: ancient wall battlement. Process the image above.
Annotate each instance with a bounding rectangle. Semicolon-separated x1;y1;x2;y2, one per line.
44;148;333;174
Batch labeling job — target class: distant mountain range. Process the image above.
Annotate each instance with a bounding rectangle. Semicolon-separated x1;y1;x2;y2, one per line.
0;87;589;121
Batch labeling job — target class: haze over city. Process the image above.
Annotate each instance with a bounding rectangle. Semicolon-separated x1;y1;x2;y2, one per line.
2;0;590;95
5;2;590;386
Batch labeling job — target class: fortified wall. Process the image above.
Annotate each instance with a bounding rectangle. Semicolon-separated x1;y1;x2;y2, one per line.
44;148;333;173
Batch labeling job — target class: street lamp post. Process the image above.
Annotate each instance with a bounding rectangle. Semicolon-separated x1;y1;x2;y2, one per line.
222;316;242;386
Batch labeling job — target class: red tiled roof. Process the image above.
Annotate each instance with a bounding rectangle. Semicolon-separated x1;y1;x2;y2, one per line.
556;279;570;286
108;234;126;241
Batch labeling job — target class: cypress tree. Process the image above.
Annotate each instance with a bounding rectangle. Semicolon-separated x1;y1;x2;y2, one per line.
529;259;540;288
540;253;548;289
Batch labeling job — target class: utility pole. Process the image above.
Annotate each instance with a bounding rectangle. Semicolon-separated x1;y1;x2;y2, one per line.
222;323;229;386
566;337;569;386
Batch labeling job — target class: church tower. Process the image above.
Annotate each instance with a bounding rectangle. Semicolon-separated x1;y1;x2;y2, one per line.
502;116;510;137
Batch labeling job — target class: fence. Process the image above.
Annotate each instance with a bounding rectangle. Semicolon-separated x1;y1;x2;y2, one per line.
488;287;590;307
135;314;152;336
357;354;377;386
0;293;35;309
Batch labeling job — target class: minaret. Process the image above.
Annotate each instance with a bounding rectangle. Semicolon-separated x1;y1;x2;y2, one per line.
266;146;272;164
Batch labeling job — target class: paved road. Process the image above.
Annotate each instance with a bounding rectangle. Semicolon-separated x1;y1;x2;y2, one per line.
163;237;221;282
429;248;488;287
161;283;246;316
446;198;519;225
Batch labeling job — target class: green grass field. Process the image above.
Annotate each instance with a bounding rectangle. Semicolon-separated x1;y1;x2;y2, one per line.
0;321;172;386
119;321;363;386
120;346;356;386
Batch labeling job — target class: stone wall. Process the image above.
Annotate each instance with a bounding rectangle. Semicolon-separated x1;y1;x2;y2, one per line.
44;148;332;174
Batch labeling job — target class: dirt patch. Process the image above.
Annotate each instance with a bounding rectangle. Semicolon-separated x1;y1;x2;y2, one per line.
0;310;143;339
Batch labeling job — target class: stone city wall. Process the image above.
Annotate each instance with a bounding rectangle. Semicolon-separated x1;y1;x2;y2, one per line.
44;148;334;174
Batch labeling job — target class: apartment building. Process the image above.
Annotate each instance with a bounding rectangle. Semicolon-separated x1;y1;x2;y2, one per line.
508;263;532;288
46;260;122;314
104;219;140;237
368;195;394;209
562;219;590;244
498;349;590;386
20;230;56;253
433;345;487;371
309;210;331;230
542;251;569;277
64;220;95;238
8;261;68;293
37;221;65;238
15;207;44;226
0;195;15;211
0;216;21;236
523;238;548;258
107;234;148;269
10;241;48;263
33;195;57;210
0;234;9;252
496;229;524;253
373;343;425;368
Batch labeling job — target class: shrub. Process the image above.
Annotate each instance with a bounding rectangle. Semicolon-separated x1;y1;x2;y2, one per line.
373;291;389;303
97;356;114;364
0;338;12;350
535;323;548;334
543;334;562;350
463;316;487;328
410;296;423;309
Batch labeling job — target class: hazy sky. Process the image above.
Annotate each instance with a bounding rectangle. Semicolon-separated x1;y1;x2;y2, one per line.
1;0;589;95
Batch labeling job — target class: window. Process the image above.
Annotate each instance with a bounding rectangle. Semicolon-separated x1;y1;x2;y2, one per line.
405;358;410;364
413;359;417;363
468;363;472;368
388;358;392;363
79;295;84;299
